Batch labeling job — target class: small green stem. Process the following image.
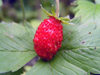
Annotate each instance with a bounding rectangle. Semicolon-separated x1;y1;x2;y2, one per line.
20;0;26;26
56;0;59;17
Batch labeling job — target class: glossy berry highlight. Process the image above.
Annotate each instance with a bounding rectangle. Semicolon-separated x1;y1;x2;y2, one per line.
33;16;63;61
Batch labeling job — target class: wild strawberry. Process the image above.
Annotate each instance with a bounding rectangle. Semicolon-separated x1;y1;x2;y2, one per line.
33;16;63;61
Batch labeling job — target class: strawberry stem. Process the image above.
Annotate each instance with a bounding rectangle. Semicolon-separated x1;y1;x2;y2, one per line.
56;0;59;17
20;0;26;26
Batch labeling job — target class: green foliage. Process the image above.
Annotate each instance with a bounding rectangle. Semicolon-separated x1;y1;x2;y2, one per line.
40;0;55;12
26;0;100;75
0;22;36;73
0;0;100;75
41;7;70;24
75;0;95;23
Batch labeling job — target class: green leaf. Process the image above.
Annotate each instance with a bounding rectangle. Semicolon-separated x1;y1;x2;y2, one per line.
40;0;56;17
0;22;36;73
40;0;55;11
26;1;100;75
74;0;95;23
26;52;87;75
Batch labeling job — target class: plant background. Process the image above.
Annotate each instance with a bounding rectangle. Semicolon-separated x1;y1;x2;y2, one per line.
0;0;100;75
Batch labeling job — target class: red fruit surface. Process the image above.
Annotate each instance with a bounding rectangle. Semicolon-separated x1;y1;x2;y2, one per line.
33;16;63;61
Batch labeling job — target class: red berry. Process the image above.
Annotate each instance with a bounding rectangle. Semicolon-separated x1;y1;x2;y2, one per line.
33;16;63;61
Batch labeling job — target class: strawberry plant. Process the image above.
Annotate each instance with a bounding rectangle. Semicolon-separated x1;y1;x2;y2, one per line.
0;0;100;75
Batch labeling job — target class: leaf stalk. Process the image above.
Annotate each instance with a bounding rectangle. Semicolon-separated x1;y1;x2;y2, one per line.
20;0;26;26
